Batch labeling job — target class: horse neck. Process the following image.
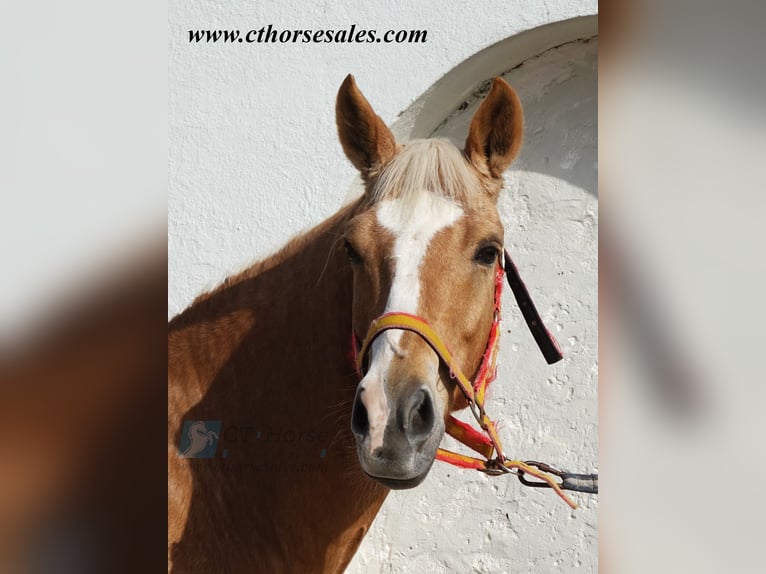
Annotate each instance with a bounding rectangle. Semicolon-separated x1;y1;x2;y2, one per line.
169;200;388;573
170;201;358;399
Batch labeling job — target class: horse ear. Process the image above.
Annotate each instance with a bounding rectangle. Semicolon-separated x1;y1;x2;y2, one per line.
336;74;397;181
464;77;523;181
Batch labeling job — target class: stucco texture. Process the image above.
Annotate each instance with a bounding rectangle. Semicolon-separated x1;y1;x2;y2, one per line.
170;2;597;572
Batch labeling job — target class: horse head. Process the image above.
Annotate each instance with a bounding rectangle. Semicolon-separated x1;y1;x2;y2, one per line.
336;74;523;488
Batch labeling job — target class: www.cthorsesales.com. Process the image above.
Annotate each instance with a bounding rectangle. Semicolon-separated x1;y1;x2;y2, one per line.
188;24;427;44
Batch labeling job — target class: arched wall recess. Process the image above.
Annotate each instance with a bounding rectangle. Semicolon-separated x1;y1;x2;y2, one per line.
392;15;597;140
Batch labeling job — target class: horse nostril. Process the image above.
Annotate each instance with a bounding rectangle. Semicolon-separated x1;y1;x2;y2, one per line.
351;389;369;438
405;387;435;443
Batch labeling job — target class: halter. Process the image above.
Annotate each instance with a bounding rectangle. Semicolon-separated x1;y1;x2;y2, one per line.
351;249;597;509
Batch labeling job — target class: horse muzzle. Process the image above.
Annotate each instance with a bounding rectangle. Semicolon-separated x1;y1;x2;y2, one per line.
351;381;444;489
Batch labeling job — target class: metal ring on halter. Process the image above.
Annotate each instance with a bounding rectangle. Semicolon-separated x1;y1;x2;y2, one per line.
479;458;512;476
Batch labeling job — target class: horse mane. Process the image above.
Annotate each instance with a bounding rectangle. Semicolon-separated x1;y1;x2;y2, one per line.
370;138;479;206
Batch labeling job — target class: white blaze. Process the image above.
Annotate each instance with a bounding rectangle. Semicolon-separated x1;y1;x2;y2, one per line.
358;193;463;452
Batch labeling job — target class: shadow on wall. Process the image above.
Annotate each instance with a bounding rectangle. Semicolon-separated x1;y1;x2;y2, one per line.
437;38;597;200
393;15;597;199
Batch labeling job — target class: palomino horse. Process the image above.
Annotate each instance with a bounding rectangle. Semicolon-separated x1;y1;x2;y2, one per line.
169;74;526;573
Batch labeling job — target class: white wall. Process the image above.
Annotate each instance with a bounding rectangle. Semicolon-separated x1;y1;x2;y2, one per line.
170;2;597;572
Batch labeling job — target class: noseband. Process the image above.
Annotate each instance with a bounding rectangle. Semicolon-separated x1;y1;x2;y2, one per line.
352;249;598;508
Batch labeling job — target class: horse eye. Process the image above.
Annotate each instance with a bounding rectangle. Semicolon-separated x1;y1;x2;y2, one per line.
343;239;363;265
473;245;499;266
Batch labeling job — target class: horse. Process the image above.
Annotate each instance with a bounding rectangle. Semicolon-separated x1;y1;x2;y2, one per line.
168;73;525;573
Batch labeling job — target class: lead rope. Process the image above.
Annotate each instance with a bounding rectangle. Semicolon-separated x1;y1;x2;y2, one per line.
352;249;598;509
